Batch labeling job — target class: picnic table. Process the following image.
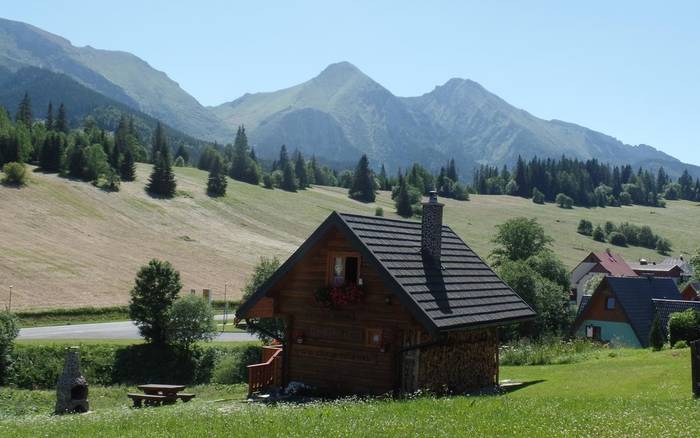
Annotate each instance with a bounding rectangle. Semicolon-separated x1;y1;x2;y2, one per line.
127;384;195;407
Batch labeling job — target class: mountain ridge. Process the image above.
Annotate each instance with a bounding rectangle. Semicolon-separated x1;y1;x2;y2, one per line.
213;61;698;178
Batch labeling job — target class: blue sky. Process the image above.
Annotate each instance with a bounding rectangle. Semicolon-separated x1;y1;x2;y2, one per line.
4;1;699;165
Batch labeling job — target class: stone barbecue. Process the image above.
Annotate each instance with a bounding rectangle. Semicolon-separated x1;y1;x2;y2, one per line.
55;346;89;414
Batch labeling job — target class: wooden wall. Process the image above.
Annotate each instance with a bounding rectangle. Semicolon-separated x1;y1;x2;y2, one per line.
578;285;627;323
416;329;499;393
272;227;421;395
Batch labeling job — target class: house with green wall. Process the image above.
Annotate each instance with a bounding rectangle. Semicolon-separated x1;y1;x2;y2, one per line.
574;276;681;348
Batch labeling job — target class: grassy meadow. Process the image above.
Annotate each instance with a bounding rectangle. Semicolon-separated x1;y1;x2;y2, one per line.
1;164;699;309
1;348;696;437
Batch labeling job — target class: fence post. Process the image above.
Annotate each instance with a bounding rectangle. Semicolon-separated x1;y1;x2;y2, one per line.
691;340;700;398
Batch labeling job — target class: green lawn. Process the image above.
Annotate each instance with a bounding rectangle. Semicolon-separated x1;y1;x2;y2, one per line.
2;348;697;437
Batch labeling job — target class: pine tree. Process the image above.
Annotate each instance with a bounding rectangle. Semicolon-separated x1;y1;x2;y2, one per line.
446;158;458;182
45;102;54;130
379;164;388;190
15;92;32;127
250;147;257;163
294;151;308;189
395;175;413;217
56;103;68;133
151;122;167;163
146;126;176;198
349;154;375;202
120;148;136;181
39;132;64;172
206;156;227;197
175;145;189;165
280;160;298;192
649;314;664;351
278;144;290;169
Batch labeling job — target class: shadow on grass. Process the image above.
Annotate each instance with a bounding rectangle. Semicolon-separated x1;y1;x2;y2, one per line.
498;379;545;394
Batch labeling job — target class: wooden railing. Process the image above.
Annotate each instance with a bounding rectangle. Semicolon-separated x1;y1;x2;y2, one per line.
247;346;283;396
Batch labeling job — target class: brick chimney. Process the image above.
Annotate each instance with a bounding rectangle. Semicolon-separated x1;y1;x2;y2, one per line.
421;191;444;262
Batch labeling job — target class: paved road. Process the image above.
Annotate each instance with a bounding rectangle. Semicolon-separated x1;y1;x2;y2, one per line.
18;316;257;342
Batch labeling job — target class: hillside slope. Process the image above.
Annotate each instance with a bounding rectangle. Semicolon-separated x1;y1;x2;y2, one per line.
1;166;699;309
0;17;233;141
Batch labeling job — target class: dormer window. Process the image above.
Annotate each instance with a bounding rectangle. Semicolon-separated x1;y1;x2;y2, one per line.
329;253;360;286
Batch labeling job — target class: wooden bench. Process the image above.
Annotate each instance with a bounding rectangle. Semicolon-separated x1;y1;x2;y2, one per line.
127;393;176;407
176;393;196;402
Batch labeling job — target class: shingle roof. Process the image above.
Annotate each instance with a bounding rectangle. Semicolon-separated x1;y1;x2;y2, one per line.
604;277;681;347
236;211;536;333
652;299;700;338
592;252;637;277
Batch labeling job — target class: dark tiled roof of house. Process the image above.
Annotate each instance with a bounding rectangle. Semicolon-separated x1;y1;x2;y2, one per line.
605;277;681;347
652;299;700;338
236;211;536;333
593;252;637;277
338;213;536;330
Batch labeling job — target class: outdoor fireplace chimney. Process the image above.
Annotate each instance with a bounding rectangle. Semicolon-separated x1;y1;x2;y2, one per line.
55;346;89;414
421;191;444;262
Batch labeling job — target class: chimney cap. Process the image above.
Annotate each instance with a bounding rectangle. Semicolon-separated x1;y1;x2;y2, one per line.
424;190;443;206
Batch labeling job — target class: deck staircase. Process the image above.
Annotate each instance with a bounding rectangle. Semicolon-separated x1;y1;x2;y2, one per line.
247;345;283;397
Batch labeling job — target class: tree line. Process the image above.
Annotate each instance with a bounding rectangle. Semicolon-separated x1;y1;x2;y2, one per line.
473;155;700;207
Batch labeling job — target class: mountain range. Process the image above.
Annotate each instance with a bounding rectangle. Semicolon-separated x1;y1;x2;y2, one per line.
0;17;697;178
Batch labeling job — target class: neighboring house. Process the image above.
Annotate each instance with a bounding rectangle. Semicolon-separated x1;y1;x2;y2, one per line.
574;276;681;348
681;283;700;301
570;251;637;306
629;259;688;284
652;299;700;340
236;193;536;396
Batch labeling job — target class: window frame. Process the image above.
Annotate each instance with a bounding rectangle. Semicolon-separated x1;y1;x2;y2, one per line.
366;328;383;347
327;251;361;287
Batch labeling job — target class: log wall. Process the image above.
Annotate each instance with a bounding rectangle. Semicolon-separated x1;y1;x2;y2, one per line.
272;227;421;395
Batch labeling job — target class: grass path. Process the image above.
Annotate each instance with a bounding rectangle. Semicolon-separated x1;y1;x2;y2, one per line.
2;349;697;437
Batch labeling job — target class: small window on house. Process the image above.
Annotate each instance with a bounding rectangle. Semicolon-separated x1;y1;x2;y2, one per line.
606;297;616;310
366;328;383;347
330;254;360;286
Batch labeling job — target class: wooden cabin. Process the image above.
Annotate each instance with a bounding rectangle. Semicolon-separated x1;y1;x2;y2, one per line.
573;276;681;347
236;193;535;396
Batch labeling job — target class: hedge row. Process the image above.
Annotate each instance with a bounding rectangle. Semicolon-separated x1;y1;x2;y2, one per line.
8;343;260;390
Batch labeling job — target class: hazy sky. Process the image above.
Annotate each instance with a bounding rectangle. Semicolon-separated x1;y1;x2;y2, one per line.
4;1;699;165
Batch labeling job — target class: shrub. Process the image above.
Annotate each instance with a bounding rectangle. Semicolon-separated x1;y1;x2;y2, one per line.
211;345;262;384
592;225;606;242
129;259;182;345
174;156;185;167
649;314;665;351
0;311;19;385
656;238;672;255
499;338;601;366
673;340;689;349
168;295;217;350
604;221;616;235
2;162;27;186
532;188;545;204
555;193;573;209
577;219;593;236
668;308;700;346
374;207;384;217
608;232;627;247
619;191;632;205
8;343;256;389
263;173;274;189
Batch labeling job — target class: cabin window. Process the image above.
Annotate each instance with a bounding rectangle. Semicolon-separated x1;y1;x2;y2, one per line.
366;328;383;347
606;297;616;310
329;254;360;286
